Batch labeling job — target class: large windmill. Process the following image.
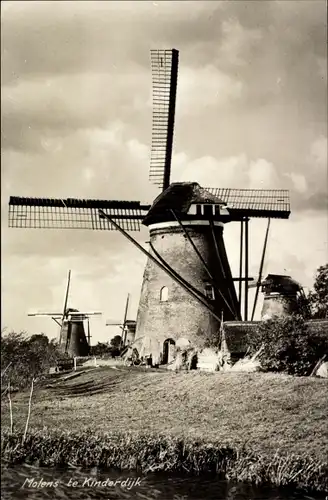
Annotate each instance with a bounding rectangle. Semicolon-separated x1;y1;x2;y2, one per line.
8;49;290;357
28;270;102;357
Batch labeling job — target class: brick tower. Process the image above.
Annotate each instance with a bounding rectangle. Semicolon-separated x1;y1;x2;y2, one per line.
135;183;240;355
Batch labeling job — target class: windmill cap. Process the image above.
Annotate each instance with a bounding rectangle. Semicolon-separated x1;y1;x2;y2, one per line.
262;274;303;290
143;182;228;225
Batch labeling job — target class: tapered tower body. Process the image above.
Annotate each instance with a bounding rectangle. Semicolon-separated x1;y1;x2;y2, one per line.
135;183;240;351
59;309;90;357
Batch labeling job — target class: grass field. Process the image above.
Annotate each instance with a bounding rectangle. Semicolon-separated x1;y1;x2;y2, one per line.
2;367;327;460
2;367;328;492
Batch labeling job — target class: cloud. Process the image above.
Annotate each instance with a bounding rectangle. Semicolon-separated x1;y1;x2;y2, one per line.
219;18;262;68
311;136;327;169
172;152;310;201
1;71;150;152
248;159;281;189
284;173;308;194
176;65;243;116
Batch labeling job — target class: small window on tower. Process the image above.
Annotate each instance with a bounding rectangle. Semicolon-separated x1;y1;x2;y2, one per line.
204;283;215;301
160;286;169;302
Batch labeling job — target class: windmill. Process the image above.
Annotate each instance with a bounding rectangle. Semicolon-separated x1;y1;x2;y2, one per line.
8;49;290;360
27;270;102;357
247;220;311;320
106;293;136;348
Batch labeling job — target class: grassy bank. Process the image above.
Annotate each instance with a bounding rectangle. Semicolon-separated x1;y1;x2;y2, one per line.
2;430;328;493
2;368;328;492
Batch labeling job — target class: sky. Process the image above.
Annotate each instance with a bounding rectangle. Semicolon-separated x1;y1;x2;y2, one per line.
1;0;327;343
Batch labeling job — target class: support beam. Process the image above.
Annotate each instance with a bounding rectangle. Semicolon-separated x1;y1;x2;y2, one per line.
251;218;271;321
209;220;239;320
122;294;130;348
87;318;91;346
51;317;62;328
233;277;254;282
244;218;249;321
164;49;178;190
239;219;244;314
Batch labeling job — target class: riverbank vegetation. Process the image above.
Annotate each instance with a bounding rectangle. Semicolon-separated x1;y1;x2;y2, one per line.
1;368;327;492
2;430;327;493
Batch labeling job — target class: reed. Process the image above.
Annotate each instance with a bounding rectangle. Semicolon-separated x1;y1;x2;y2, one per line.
1;430;327;493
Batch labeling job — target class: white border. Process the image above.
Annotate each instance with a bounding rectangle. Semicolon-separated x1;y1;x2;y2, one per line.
148;220;224;230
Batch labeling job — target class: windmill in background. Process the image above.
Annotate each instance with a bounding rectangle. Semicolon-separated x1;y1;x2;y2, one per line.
247;220;311;320
8;48;290;360
28;270;102;357
106;293;136;348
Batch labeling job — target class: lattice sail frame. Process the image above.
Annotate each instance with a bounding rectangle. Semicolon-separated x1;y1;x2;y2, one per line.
149;49;179;191
8;188;290;230
205;188;290;219
8;197;148;230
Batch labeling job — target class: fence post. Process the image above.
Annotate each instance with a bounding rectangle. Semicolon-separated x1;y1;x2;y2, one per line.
8;381;13;434
22;378;35;445
74;357;77;371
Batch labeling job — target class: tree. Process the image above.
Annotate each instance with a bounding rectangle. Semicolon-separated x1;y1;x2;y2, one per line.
109;335;123;357
90;342;112;357
1;331;60;389
308;264;328;319
110;335;122;349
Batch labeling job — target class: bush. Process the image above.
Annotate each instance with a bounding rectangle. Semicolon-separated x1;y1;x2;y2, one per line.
246;315;328;376
1;330;60;389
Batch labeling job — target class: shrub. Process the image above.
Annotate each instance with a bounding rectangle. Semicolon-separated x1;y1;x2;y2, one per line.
246;315;328;376
1;331;60;389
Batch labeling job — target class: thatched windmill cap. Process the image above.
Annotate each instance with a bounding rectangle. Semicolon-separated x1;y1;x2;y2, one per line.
143;182;227;225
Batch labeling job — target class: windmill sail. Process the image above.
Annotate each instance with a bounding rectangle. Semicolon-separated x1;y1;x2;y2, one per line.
61;270;71;325
8;197;149;230
149;49;179;191
205;188;290;219
8;189;290;230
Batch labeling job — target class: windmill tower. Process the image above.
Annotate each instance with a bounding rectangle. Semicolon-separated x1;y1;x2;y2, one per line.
28;270;102;357
8;49;290;360
260;274;308;320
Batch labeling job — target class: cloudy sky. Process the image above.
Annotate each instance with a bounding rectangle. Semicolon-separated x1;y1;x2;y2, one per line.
1;0;327;343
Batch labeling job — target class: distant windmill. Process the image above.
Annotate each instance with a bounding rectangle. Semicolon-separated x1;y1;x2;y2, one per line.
28;270;102;357
9;49;290;361
106;293;136;348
